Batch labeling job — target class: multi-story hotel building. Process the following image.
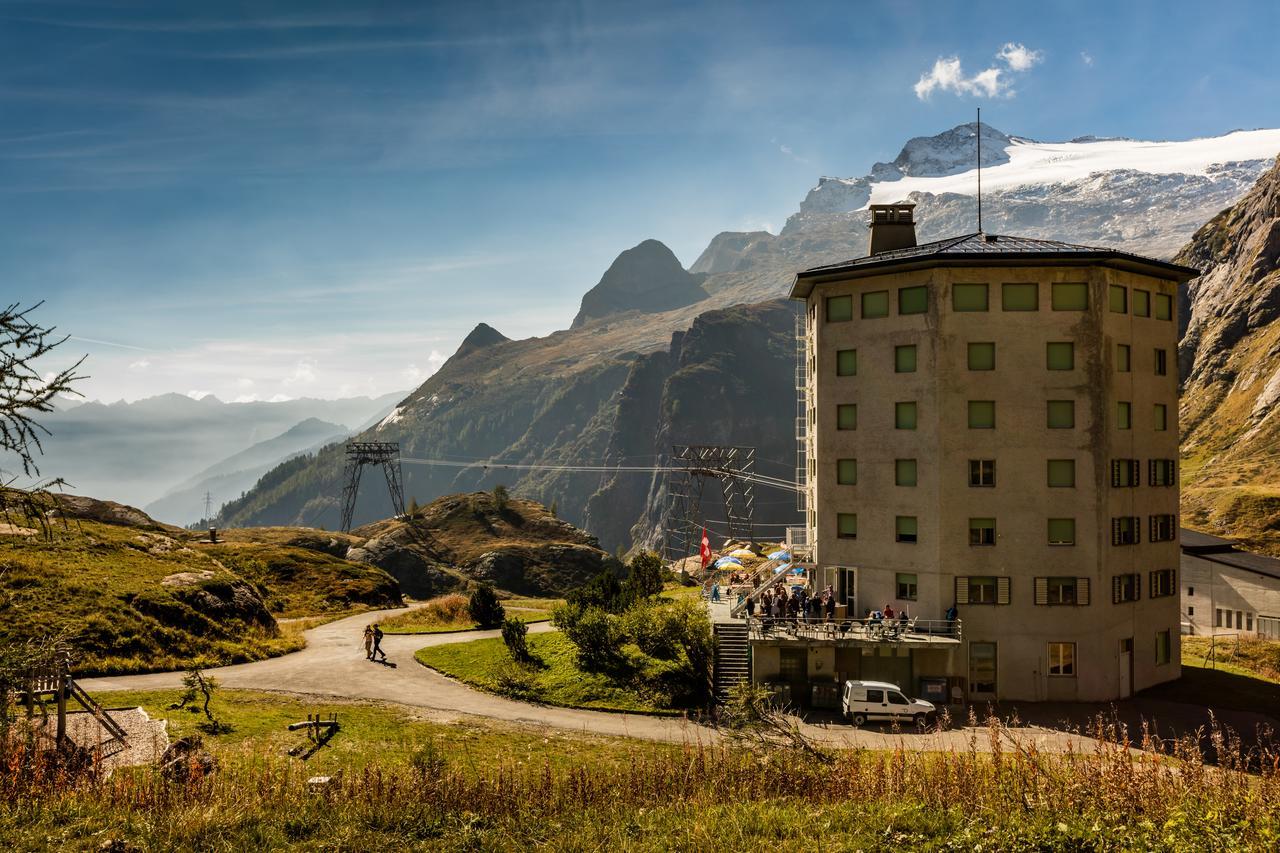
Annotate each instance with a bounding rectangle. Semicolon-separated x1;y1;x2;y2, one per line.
785;204;1198;702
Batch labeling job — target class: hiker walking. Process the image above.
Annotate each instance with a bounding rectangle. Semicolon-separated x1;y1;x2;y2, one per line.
371;624;387;662
362;625;374;660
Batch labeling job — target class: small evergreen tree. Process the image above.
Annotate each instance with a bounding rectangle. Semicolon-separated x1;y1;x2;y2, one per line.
468;582;506;628
491;484;510;511
501;617;531;663
625;550;665;599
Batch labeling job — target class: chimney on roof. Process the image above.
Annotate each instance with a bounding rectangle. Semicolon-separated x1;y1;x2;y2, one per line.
868;203;917;255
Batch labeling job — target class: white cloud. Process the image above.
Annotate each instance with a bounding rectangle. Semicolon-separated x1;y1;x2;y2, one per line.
914;42;1043;100
402;363;423;385
997;42;1043;72
1081;51;1094;67
283;358;318;386
128;358;151;370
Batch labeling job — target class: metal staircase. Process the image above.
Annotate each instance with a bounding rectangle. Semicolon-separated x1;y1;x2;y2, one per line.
729;561;814;617
713;622;750;702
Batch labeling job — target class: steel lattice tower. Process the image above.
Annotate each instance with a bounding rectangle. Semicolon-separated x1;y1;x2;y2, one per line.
339;442;406;532
663;445;756;565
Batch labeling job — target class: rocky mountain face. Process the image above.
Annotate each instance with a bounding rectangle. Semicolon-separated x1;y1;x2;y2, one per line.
571;239;709;328
1176;156;1280;552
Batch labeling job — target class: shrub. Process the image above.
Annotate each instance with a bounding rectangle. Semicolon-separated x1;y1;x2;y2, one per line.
624;550;665;600
501;617;530;663
491;484;510;511
423;593;470;624
468;583;505;628
568;570;626;613
493;658;539;700
560;606;625;673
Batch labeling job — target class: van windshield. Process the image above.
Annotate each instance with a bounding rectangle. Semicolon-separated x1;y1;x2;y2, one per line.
888;692;909;705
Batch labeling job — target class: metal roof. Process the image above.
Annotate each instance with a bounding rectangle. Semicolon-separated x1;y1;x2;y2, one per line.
1179;528;1280;583
1179;528;1237;553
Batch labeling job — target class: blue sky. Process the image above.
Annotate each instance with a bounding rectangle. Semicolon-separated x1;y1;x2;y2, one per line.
4;0;1278;402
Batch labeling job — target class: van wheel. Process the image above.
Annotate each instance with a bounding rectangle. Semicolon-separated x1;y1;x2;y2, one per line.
852;713;866;726
914;713;929;729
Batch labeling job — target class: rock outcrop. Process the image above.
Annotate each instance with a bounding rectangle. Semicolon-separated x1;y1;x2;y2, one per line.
571;239;709;328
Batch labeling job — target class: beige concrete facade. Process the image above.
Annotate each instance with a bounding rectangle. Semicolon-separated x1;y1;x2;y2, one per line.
798;260;1185;701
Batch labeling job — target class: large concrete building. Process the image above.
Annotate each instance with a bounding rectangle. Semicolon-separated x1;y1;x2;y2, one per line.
1180;529;1280;639
785;204;1199;702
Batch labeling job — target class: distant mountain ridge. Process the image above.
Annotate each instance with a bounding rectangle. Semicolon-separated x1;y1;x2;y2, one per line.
571;239;709;328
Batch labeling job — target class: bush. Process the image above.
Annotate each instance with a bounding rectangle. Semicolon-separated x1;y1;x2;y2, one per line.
560;606;625;673
624;550;665;600
468;583;505;628
491;484;510;512
422;593;470;624
568;570;626;613
501;617;530;663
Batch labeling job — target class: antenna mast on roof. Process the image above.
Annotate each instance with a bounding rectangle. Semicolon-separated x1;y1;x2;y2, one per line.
976;107;983;233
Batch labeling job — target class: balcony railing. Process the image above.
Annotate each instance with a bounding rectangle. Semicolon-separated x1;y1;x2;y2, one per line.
745;615;962;644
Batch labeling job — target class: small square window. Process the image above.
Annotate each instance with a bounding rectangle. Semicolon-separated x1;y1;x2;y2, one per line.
967;576;997;604
895;458;917;487
837;458;857;485
1047;400;1075;429
1154;292;1173;321
969;459;995;487
1052;283;1089;310
1047;518;1076;545
1002;282;1038;311
969;517;996;546
1109;285;1127;313
827;295;853;322
862;291;889;319
836;349;857;376
1047;459;1075;487
895;401;917;430
1154;349;1167;376
968;342;995;371
899;285;928;315
968;400;995;429
1046;342;1074;371
895;515;918;543
1133;289;1150;317
895;345;917;373
836;404;857;430
1117;344;1131;373
1045;577;1078;604
895;572;918;600
1154;403;1168;431
953;283;989;312
1048;642;1076;676
837;513;857;539
1117;401;1132;430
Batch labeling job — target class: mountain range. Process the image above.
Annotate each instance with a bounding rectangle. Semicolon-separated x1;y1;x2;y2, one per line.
155;123;1280;551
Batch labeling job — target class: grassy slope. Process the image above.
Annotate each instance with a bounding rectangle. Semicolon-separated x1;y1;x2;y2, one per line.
1143;637;1280;715
380;597;561;634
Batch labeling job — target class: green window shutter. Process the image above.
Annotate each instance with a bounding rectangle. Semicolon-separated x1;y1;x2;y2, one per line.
1047;400;1075;429
1051;282;1089;310
1117;344;1131;372
955;577;969;605
1047;459;1075;487
1048;518;1075;545
1133;289;1150;317
898;285;928;315
862;291;889;319
1077;578;1090;606
837;513;857;538
1154;292;1173;320
896;516;918;540
1035;577;1048;605
836;404;857;430
1112;575;1122;604
967;342;995;371
837;458;857;485
895;345;917;373
1001;282;1038;311
953;283;989;312
895;401;917;430
826;295;853;322
1154;404;1167;431
895;458;917;487
1109;285;1128;313
968;400;995;429
996;577;1010;605
836;349;857;376
1046;342;1074;370
1117;401;1131;430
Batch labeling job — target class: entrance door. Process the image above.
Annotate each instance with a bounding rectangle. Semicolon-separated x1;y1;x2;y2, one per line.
969;642;997;698
1118;637;1133;698
840;567;857;610
779;648;807;707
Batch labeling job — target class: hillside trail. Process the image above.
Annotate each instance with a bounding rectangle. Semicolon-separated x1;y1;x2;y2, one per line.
81;605;1105;752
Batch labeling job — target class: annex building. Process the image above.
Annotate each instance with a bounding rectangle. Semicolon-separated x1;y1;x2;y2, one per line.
1180;528;1280;639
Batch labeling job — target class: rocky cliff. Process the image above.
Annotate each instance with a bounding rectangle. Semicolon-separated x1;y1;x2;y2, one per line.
571;239;709;328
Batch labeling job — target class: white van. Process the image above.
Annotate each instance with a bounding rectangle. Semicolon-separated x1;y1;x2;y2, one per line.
841;680;935;727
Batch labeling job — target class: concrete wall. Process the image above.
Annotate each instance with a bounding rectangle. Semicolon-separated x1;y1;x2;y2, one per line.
1181;554;1280;636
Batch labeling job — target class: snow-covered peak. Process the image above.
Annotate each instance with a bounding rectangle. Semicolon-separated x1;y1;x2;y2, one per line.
870;121;1022;182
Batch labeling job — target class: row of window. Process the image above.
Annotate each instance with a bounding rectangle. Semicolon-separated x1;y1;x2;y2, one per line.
827;342;1169;377
830;399;1170;431
946;571;1176;606
827;458;1176;489
824;282;1174;322
1045;631;1175;677
835;513;1177;547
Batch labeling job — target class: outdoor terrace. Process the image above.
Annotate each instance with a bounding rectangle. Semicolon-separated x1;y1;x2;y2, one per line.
745;616;962;646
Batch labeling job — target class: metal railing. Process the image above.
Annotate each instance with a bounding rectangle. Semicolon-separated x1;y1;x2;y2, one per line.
745;616;962;644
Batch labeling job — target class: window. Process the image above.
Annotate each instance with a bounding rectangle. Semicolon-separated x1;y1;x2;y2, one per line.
896;572;918;600
837;404;857;430
1188;606;1195;616
895;345;917;373
1113;573;1140;603
1109;285;1128;313
1052;283;1089;310
1117;401;1132;430
968;342;995;370
968;400;995;429
969;459;995;487
1133;289;1150;317
1046;341;1075;370
963;576;997;604
888;691;909;706
895;401;917;430
827;295;853;322
837;458;857;485
899;285;928;315
1155;630;1171;665
836;349;857;376
865;688;884;703
895;516;918;543
862;291;889;318
1247;612;1254;631
1002;282;1038;311
837;513;857;539
1117;344;1131;372
1215;609;1223;628
1154;404;1168;431
1187;586;1194;597
895;458;917;487
1047;459;1075;487
1155;348;1167;376
1112;516;1140;545
953;283;989;312
1150;514;1176;542
1036;577;1087;605
1048;642;1076;676
1154;292;1173;321
1047;400;1075;429
969;517;996;546
1150;569;1176;598
1111;459;1140;487
1047;518;1076;545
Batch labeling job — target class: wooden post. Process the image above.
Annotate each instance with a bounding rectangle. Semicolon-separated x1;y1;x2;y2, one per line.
56;678;66;743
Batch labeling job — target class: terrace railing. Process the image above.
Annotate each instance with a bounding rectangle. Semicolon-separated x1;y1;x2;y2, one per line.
745;615;962;644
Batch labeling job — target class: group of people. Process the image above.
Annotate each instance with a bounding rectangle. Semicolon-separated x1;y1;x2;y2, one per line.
744;583;837;623
362;623;387;662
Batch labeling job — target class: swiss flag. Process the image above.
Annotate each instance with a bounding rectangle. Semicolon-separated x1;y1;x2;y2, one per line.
699;527;711;568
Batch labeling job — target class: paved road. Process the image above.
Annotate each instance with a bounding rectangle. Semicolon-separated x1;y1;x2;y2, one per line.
80;606;1105;752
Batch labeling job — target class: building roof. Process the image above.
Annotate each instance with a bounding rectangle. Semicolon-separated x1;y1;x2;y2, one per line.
790;232;1201;299
1179;528;1280;583
1179;528;1238;554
